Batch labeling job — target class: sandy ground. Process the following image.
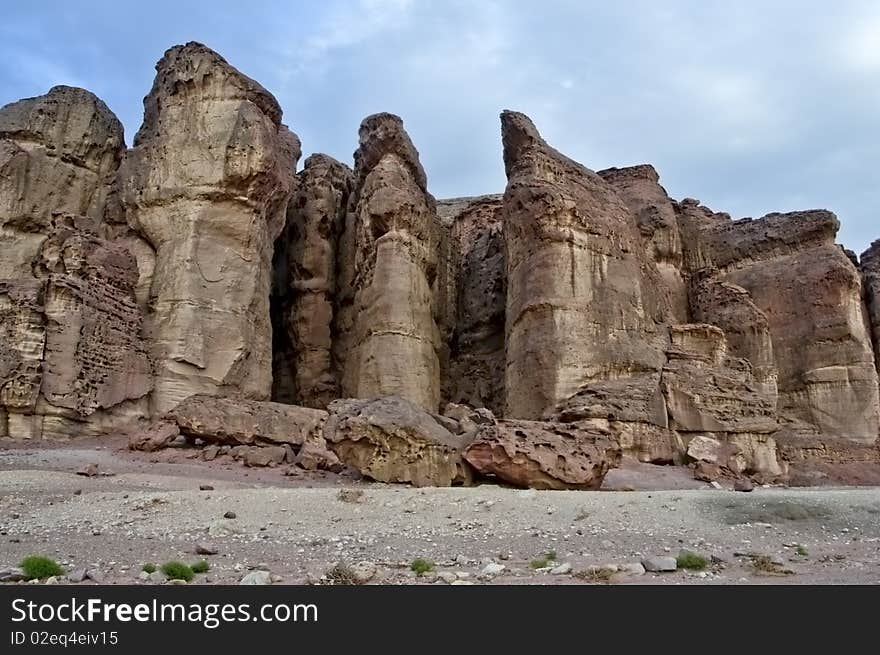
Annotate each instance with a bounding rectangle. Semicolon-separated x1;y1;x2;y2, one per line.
1;438;879;585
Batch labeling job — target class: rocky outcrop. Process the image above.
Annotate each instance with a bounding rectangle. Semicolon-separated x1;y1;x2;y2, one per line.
0;84;148;440
861;240;880;373
463;420;621;490
167;394;327;446
272;154;353;407
690;210;879;443
599;165;688;323
501;111;669;420
323;396;473;486
334;114;443;411
0;86;125;279
439;195;505;414
119;42;299;415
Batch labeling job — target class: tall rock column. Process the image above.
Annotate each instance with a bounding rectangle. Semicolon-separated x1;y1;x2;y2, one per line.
119;42;299;415
861;240;880;375
273;154;352;408
334;113;443;410
501;111;669;420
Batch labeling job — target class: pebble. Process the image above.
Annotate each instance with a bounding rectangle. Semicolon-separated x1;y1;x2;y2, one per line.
349;561;377;585
199;485;214;491
196;542;219;555
734;479;754;493
550;563;572;575
481;563;505;576
240;570;272;585
620;562;645;576
223;511;237;519
451;580;476;585
641;556;677;572
438;572;457;584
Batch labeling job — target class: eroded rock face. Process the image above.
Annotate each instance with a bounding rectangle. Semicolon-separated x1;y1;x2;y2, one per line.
861;240;880;373
273;154;353;407
119;42;299;415
323;396;473;486
599;165;688;323
167;394;327;446
463;420;621;490
334;114;443;410
0;86;125;279
691;210;879;443
501;111;669;420
439;195;505;414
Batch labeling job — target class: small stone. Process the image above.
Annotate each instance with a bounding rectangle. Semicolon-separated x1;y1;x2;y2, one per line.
451;580;476;585
73;490;82;496
148;571;167;583
202;446;220;462
454;554;469;566
709;481;723;490
438;572;457;584
0;567;26;582
168;579;188;585
67;569;88;583
350;561;377;585
734;479;754;493
44;576;58;585
138;571;150;581
269;574;284;583
620;562;646;576
550;563;572;575
199;484;214;491
85;569;104;583
240;570;272;585
196;542;219;555
223;511;237;519
481;563;505;576
76;463;99;477
11;512;21;519
641;556;677;572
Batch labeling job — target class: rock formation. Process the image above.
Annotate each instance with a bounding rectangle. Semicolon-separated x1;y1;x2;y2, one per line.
438;195;505;414
272;154;352;407
0;42;877;487
334;113;444;411
0;87;151;439
500;111;669;421
119;42;299;415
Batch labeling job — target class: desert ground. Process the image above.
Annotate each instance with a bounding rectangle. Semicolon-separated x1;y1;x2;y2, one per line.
1;437;879;586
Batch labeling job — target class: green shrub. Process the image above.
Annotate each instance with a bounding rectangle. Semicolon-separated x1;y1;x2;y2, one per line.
20;555;64;580
796;545;808;557
410;558;435;575
530;558;550;569
141;563;157;574
190;560;210;574
676;551;708;570
160;561;194;582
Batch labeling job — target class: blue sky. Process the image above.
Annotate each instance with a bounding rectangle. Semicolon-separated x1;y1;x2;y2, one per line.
1;0;878;253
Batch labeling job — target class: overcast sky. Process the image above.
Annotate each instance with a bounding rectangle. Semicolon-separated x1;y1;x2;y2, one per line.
1;1;877;253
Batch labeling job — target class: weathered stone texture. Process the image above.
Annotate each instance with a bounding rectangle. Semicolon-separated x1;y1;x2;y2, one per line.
119;42;299;415
439;195;505;414
334;113;443;411
323;396;473;486
463;420;621;490
501;111;669;420
272;154;352;407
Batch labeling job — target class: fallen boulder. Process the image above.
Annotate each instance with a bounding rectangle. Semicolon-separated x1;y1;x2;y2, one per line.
127;421;180;452
167;395;327;446
463;421;621;490
323;397;474;487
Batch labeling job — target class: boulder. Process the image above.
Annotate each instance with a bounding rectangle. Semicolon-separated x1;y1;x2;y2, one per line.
128;421;179;452
167;394;327;446
323;396;474;487
295;438;344;473
463;420;621;490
